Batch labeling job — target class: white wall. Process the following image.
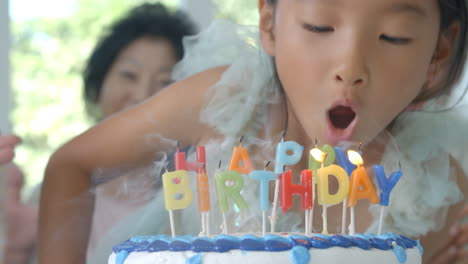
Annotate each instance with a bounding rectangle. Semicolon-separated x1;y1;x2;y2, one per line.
0;0;11;133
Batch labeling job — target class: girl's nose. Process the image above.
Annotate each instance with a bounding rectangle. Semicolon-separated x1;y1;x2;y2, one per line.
334;72;366;86
333;42;369;88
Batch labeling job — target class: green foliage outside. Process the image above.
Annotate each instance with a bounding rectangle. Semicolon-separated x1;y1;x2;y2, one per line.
11;0;258;191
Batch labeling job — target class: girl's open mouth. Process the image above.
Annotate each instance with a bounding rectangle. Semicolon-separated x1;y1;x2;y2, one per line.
326;103;358;145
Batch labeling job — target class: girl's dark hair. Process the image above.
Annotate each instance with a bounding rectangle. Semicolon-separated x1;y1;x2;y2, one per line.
437;0;467;98
83;3;196;116
266;0;468;100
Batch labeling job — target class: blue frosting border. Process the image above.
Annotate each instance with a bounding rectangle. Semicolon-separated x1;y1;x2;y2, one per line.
113;233;419;254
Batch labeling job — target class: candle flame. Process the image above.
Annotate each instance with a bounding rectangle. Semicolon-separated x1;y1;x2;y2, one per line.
347;150;363;166
310;148;326;163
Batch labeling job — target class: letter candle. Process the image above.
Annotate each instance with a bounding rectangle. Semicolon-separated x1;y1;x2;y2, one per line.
311;148;349;234
228;137;254;175
279;169;313;235
215;169;248;234
271;138;304;233
347;150;380;235
308;142;335;233
249;161;276;236
335;147;357;234
162;170;194;238
197;165;211;236
373;164;402;235
175;145;206;172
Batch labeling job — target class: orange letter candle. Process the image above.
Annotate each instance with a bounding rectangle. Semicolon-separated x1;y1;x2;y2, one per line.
197;170;211;212
228;145;254;175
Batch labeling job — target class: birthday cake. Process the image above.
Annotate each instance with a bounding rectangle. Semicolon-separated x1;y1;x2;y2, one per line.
109;233;423;264
109;142;419;264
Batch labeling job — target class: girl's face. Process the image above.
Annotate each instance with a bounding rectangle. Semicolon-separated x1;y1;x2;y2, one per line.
99;37;177;118
260;0;446;146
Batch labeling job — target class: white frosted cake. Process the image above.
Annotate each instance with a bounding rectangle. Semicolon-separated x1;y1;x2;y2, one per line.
109;233;423;264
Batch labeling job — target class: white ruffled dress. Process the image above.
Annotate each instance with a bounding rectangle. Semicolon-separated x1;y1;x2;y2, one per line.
89;20;468;264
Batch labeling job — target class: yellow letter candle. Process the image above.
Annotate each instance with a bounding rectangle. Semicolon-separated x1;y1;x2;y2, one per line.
317;164;350;206
162;170;194;237
162;170;194;210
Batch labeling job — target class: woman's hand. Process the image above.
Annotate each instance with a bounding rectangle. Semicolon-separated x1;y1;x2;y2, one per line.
428;204;468;264
0;134;21;164
1;134;37;264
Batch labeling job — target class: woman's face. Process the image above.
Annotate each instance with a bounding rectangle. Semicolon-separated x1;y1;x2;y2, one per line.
99;36;178;118
260;0;445;146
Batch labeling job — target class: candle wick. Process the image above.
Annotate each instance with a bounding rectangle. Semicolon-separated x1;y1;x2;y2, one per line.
239;135;244;145
265;161;271;170
218;160;222;169
314;138;318;148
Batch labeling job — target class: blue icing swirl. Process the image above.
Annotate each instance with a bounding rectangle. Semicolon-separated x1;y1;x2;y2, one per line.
393;245;407;263
289;235;312;249
170;237;193;251
111;233;418;255
265;234;293;251
369;238;392;250
186;254;202;264
289;246;310;264
113;239;138;253
240;235;265;251
115;250;129;264
192;237;215;252
352;237;371;250
309;236;333;249
330;235;355;248
213;235;241;252
416;241;424;255
148;239;170;252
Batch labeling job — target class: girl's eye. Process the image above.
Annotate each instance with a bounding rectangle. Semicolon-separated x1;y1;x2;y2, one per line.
380;34;412;45
302;23;334;33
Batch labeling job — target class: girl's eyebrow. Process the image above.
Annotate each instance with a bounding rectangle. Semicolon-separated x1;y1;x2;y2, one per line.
386;3;427;18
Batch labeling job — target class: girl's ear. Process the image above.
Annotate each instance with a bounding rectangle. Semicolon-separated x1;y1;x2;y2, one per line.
259;0;276;56
425;22;461;93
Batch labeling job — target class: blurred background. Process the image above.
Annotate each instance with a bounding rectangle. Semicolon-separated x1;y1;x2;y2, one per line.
1;0;259;191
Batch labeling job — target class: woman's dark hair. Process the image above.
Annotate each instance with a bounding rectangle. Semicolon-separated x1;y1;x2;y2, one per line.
266;0;468;100
83;3;196;115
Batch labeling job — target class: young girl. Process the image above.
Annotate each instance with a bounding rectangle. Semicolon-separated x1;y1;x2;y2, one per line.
38;1;468;264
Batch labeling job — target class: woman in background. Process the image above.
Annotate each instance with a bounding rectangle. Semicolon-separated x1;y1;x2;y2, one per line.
2;3;195;264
